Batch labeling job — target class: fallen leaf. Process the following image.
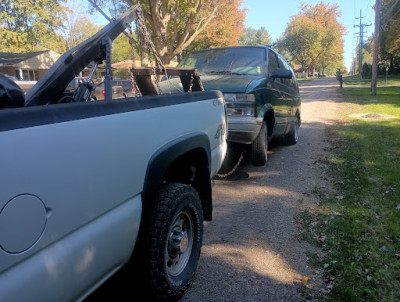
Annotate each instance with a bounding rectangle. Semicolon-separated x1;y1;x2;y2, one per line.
303;276;311;283
318;235;327;243
366;275;372;281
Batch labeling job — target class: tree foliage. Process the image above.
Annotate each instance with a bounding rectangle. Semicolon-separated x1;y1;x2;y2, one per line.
0;0;67;53
184;0;245;55
280;15;322;73
279;2;345;76
238;27;272;46
64;16;102;50
380;0;400;70
88;0;245;64
112;33;139;63
62;1;103;50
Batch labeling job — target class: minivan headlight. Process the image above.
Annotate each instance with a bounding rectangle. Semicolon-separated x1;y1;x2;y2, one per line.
224;93;255;116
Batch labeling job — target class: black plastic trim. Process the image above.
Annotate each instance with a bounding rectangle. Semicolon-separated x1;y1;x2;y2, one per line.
141;134;212;221
0;90;223;132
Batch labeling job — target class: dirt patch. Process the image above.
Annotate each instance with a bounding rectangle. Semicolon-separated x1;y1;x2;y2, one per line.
349;113;397;120
180;77;343;301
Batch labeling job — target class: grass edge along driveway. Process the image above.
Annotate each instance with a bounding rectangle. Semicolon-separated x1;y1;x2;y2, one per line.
300;85;400;302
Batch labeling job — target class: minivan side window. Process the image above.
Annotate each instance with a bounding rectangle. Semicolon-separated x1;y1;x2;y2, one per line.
267;49;279;77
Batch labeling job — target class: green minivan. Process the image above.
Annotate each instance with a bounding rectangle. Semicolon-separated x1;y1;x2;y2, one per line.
161;46;301;167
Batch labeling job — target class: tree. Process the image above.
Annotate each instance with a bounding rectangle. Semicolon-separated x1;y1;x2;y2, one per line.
0;0;67;53
280;2;345;76
88;0;245;65
112;33;139;63
280;15;323;76
238;27;272;46
184;0;245;55
62;0;103;50
64;16;102;50
380;0;400;72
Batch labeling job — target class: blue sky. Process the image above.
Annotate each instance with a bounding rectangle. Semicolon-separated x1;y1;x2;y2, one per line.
88;0;375;70
241;0;375;70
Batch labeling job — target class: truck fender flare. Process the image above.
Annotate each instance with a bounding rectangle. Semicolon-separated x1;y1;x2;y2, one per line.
141;133;212;222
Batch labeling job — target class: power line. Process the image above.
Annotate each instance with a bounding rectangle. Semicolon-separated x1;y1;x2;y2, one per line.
354;10;371;79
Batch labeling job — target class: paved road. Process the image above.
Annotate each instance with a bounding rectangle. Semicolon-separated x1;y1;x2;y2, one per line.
86;77;341;301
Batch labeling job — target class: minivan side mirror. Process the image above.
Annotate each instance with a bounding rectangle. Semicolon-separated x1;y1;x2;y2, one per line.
270;68;293;79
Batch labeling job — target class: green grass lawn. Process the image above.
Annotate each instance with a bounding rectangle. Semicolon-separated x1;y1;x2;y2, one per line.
297;77;314;82
304;86;400;301
343;75;400;86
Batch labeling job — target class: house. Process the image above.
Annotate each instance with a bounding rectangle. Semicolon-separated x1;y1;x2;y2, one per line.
0;50;110;92
111;59;178;69
292;64;306;77
0;50;60;81
110;59;179;82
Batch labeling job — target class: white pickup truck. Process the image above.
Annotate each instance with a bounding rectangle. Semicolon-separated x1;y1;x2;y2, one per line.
0;6;227;302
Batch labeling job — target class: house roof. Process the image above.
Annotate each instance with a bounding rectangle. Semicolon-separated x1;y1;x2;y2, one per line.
292;65;304;73
0;51;48;66
111;59;142;69
111;59;178;69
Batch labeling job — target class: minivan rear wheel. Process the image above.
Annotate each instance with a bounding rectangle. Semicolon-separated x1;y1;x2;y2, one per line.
250;122;268;166
285;115;300;145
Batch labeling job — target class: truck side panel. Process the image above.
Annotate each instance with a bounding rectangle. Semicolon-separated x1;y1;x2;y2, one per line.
0;90;226;301
0;196;141;302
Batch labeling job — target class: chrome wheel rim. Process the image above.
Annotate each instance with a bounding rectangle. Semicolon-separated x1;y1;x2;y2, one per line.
165;210;194;276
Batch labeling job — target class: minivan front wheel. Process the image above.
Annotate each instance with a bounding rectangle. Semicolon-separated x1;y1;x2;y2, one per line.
250;121;268;166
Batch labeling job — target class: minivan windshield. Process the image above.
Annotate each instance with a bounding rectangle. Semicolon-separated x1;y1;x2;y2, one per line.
178;47;266;76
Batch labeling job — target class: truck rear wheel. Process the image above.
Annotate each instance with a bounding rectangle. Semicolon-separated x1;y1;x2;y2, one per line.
147;182;203;301
250;121;268;166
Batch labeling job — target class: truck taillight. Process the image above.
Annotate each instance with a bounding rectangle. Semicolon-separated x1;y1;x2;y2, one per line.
102;90;105;97
121;88;124;95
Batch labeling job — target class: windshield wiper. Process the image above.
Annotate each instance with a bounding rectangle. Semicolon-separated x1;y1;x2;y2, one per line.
207;70;230;74
206;70;247;75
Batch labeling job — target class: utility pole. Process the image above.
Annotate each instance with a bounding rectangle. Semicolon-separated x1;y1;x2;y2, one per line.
354;10;372;79
371;0;381;95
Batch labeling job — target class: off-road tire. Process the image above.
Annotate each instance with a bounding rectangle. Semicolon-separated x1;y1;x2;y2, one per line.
250;122;268;166
146;182;203;301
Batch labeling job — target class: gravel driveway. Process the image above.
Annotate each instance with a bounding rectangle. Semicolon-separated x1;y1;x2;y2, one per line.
181;77;342;302
85;77;342;302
